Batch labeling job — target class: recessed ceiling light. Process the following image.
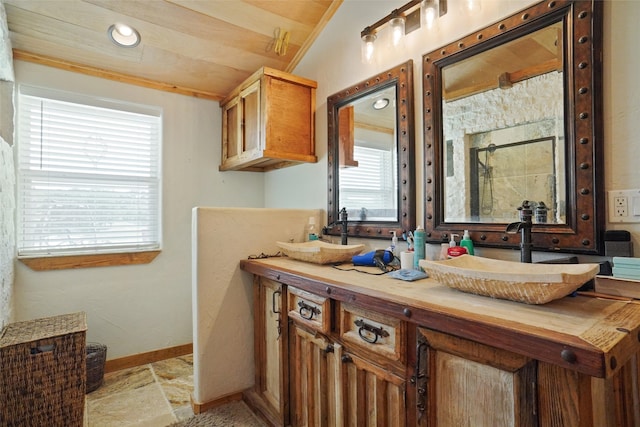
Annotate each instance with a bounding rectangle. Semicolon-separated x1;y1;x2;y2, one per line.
108;23;140;48
372;98;390;110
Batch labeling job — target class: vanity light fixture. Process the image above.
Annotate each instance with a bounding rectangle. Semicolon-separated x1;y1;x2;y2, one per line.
360;0;449;64
108;23;141;48
422;0;437;29
361;27;377;64
389;14;406;48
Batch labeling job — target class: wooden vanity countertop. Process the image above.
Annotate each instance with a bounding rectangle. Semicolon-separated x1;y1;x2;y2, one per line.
240;257;640;379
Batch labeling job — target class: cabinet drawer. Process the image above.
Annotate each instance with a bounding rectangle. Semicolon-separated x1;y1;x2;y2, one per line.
340;304;404;362
287;286;330;333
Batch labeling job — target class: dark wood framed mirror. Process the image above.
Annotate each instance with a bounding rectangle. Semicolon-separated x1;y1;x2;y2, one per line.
327;60;415;240
423;0;604;254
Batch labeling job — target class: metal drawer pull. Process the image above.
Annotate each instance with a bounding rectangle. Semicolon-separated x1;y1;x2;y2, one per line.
298;300;321;320
355;319;389;344
272;289;281;314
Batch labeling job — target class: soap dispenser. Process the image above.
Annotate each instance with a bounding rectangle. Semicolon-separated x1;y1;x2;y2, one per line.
447;234;468;258
305;217;318;241
389;231;398;256
460;230;475;255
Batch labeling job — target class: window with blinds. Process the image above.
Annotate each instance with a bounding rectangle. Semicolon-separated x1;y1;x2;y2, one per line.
16;86;162;257
339;145;397;220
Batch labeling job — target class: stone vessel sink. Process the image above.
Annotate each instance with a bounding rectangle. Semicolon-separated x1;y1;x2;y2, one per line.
420;255;599;304
276;241;365;265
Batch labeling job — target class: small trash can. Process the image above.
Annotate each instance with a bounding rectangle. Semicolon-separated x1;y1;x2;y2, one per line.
86;342;107;393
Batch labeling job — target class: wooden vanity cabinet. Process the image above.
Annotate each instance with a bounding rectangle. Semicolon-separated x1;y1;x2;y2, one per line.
220;67;317;172
415;327;537;427
415;327;640;427
241;258;640;427
288;323;342;426
245;277;289;426
287;286;408;427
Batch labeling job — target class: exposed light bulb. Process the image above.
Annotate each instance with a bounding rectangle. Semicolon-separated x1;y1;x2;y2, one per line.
422;0;438;29
389;17;405;48
361;32;377;64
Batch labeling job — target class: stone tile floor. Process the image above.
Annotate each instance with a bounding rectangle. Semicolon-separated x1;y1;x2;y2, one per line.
85;354;194;426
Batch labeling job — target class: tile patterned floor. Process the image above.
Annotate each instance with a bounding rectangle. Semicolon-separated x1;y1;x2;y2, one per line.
86;354;194;426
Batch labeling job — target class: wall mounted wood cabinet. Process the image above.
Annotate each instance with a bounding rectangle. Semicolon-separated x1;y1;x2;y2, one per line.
220;67;317;172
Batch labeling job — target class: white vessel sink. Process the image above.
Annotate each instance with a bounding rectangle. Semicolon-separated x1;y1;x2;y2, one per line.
276;241;365;264
420;255;599;304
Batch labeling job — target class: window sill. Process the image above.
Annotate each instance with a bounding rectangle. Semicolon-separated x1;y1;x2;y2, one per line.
18;250;161;271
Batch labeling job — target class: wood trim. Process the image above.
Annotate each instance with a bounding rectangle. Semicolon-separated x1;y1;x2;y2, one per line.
262;66;317;88
19;250;161;271
443;58;562;101
104;343;193;373
191;391;244;415
13;50;224;101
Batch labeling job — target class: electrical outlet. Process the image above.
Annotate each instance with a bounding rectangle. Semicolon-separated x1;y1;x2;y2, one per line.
614;196;628;217
609;189;640;223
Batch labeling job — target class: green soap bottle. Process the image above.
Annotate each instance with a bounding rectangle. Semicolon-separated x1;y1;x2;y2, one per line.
460;230;474;255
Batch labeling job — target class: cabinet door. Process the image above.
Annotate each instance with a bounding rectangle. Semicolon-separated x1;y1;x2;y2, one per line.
417;328;537;427
250;277;288;426
222;97;240;162
240;80;260;157
289;323;342;427
341;351;406;427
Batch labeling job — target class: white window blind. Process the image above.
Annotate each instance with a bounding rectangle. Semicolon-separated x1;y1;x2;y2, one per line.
17;86;162;257
339;145;397;214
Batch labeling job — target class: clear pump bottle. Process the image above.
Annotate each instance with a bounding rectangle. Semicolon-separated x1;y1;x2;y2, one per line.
306;217;318;241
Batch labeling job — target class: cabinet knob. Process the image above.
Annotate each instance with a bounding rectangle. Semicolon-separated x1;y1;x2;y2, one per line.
341;355;353;364
561;349;577;363
324;344;334;354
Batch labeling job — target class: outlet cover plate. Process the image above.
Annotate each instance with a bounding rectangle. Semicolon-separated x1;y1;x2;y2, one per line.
608;189;640;223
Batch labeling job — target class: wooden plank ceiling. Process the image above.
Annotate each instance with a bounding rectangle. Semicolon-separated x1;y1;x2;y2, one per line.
5;0;342;100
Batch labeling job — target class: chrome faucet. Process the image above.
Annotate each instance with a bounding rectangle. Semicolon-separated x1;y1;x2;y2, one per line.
506;200;533;263
339;207;348;245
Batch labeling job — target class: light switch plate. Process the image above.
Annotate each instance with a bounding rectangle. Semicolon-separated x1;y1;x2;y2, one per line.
608;189;640;223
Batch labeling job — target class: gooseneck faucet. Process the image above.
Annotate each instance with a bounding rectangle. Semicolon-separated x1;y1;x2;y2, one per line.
506;200;533;263
339;207;348;245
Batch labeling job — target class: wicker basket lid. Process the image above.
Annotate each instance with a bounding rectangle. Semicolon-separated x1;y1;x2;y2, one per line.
0;312;87;348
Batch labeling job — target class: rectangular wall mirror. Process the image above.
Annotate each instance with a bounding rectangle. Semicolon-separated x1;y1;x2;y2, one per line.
423;0;604;254
327;60;415;240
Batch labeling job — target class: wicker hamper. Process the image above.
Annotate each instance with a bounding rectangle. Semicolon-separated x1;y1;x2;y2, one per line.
86;342;107;393
0;312;87;427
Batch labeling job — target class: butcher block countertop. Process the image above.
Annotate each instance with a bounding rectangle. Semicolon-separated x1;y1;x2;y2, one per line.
240;257;640;379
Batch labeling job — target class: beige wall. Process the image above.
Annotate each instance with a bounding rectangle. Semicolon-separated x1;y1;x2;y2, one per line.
192;208;322;404
280;0;640;260
11;61;266;359
5;0;639;363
